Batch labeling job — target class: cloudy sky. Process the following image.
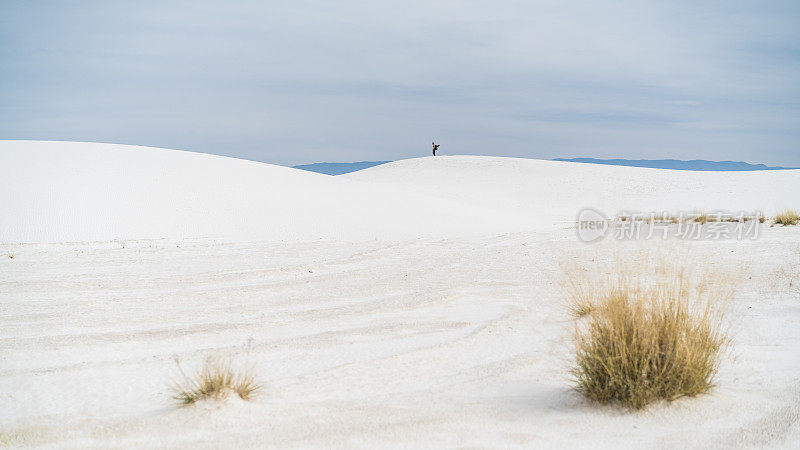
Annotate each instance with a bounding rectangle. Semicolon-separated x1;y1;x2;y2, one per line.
1;1;798;166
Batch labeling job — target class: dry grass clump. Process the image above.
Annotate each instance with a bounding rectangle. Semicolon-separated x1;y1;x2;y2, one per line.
569;299;595;318
171;358;260;405
569;257;731;410
692;213;720;224
774;210;799;226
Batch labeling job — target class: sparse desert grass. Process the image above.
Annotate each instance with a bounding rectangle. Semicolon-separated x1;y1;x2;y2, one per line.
692;213;715;224
171;358;260;405
569;257;731;410
721;214;761;223
774;210;799;226
563;265;601;318
643;214;679;224
614;212;765;225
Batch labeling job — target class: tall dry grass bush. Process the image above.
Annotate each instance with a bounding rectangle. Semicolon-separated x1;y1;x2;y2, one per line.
774;210;799;226
568;253;732;410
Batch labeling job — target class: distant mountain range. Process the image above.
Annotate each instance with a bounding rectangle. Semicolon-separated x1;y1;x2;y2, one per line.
293;158;797;175
292;161;390;175
552;158;797;171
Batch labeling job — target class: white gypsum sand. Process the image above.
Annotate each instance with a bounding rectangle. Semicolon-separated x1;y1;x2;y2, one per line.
1;141;799;448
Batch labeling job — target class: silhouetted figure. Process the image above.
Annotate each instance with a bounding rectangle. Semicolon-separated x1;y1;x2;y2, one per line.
432;142;440;156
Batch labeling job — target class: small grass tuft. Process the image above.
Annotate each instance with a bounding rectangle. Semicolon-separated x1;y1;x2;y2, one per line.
774;210;799;226
569;257;730;410
171;358;260;405
569;301;595;318
692;213;720;224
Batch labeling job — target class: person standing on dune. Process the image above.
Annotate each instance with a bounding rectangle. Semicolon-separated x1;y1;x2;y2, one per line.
432;142;440;156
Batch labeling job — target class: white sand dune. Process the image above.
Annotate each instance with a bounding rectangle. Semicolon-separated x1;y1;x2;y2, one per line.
0;141;525;243
4;141;799;244
1;141;799;448
346;155;800;225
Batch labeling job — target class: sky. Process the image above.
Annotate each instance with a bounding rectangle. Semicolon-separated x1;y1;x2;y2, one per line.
1;0;798;167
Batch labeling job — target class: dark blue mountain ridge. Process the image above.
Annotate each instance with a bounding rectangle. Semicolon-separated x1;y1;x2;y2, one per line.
292;157;797;175
552;158;797;171
292;161;391;175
